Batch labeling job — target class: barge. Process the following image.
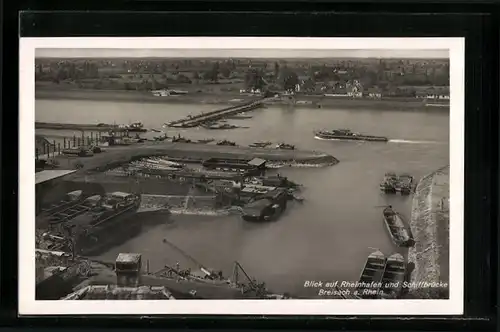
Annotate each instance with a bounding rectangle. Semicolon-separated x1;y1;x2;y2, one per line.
380;173;414;195
382;206;413;247
46;191;142;256
357;250;386;299
379;253;406;299
315;129;388;142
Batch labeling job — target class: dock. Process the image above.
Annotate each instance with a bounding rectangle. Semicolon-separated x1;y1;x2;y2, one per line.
50;141;338;174
167;98;267;128
35;122;145;133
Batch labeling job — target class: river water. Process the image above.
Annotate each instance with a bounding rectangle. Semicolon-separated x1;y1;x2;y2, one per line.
35;99;449;297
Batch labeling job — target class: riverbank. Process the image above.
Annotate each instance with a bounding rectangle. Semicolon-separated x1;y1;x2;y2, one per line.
35;87;449;111
407;166;450;299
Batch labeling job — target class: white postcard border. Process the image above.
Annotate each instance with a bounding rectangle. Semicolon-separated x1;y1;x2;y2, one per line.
19;37;464;315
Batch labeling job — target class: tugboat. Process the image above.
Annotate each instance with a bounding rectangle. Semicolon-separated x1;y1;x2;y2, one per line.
314;129;388;142
379;253;406;299
249;141;272;148
216;140;237;146
276;143;295;150
382;206;413;247
356;250;386;299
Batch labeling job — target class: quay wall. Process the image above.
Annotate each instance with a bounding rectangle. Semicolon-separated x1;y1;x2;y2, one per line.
407;165;450;299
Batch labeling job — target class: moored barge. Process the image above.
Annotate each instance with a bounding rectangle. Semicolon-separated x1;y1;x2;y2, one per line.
379;253;406;299
46;191;142;256
356;250;386;298
382;206;413;247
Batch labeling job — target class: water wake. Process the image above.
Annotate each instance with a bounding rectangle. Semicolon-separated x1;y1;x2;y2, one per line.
389;139;444;145
314;136;341;141
267;162;330;169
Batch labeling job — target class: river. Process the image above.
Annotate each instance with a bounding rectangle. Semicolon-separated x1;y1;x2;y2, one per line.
35;99;449;298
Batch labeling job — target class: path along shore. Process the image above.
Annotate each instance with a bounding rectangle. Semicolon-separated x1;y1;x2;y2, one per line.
407;165;450;299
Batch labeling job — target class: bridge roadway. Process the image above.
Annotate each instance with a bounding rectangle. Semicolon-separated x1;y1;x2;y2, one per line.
168;98;268;128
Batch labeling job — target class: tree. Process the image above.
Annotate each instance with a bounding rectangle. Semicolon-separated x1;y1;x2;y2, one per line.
279;69;299;91
273;62;280;79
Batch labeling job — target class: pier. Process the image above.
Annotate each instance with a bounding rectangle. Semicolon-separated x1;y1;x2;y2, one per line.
48;141;338;174
167;98;267;128
35;122;145;133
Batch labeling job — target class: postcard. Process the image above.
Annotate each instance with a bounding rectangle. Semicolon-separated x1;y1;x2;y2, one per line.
19;37;464;315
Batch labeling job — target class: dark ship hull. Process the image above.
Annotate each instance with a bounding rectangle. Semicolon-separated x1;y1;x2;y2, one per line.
76;204;141;256
382;207;413;247
54;193;143;256
315;131;388;142
242;190;288;222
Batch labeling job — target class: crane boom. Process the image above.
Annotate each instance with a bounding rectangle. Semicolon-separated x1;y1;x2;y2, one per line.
162;238;212;276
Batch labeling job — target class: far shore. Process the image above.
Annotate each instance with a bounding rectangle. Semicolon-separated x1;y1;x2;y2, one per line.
35;88;450;111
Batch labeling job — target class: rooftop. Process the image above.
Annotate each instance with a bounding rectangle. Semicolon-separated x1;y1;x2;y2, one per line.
35;169;77;185
248;158;267;167
62;285;175;300
116;253;142;264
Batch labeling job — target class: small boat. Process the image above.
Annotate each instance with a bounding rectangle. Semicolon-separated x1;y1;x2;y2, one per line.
154;134;168;141
315;129;388;142
125;122;147;132
151;129;162;133
357;250;386;298
61;147;94;157
197;138;215;144
276;143;295;150
249;141;272;148
379;253;406;299
216;140;237;146
172;136;192;143
379;172;398;193
201;123;238;130
382;206;412;247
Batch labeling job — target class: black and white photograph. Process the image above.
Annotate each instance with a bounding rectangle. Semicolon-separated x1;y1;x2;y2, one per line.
20;37;464;315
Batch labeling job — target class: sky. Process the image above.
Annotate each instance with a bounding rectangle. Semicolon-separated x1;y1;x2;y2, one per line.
35;48;449;59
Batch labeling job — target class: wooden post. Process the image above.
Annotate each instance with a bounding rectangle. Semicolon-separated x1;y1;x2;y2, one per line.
58;143;61;154
77;137;81;147
73;135;76;147
35;148;39;161
91;132;94;144
63;137;66;149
